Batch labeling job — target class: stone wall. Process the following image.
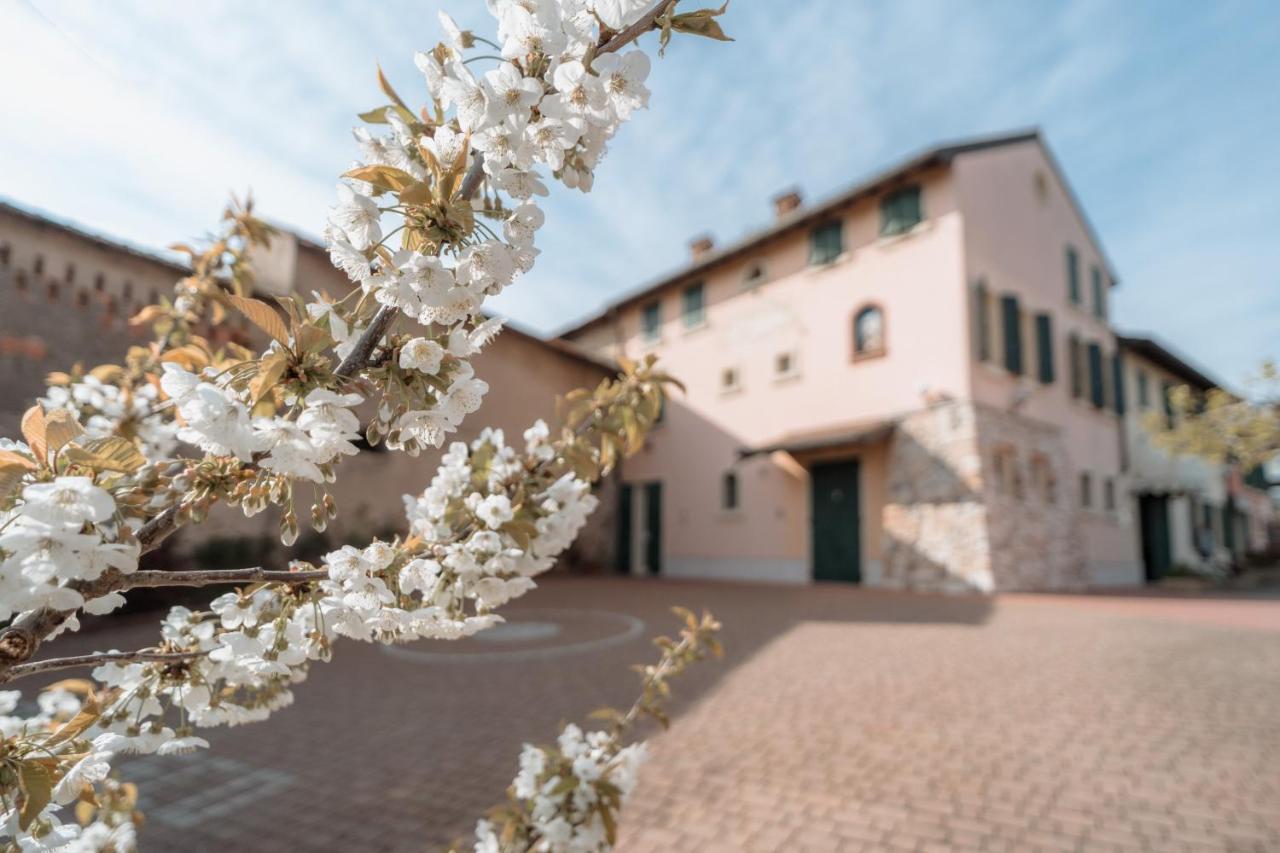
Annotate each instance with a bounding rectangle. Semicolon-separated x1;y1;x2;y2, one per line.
882;400;1087;592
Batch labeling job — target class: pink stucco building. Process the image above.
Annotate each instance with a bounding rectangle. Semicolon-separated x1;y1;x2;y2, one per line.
562;130;1146;591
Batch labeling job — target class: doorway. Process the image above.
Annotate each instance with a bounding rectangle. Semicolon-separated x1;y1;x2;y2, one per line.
1138;494;1172;582
617;482;662;576
811;460;861;583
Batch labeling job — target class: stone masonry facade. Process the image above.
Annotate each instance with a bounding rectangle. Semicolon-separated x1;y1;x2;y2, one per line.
883;400;1088;593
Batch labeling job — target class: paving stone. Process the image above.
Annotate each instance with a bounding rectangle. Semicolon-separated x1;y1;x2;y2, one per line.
28;578;1280;851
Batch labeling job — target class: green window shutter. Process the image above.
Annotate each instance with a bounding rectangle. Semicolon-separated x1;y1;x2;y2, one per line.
1087;343;1105;408
809;221;843;265
1034;313;1054;384
1091;266;1106;318
974;282;991;362
681;282;705;328
1137;371;1149;408
1000;295;1023;375
1161;382;1175;429
1068;335;1082;398
1111;352;1125;415
880;186;923;236
722;471;739;510
1066;246;1080;305
642;301;661;340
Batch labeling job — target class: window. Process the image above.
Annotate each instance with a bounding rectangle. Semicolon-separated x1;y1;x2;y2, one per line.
1068;334;1083;399
1161;382;1175;429
1079;472;1093;509
880;185;922;236
93;273;105;292
1034;313;1054;384
1091;266;1106;319
1103;477;1116;512
974;281;991;362
1065;245;1080;305
742;263;767;289
853;305;885;358
0;244;9;266
808;221;843;265
16;271;27;292
774;351;798;379
1137;370;1150;409
122;281;133;300
1111;352;1125;415
33;255;44;276
641;300;661;342
681;282;705;328
46;282;59;302
720;367;740;392
721;471;739;511
1033;171;1049;204
1000;294;1023;375
76;290;89;309
65;263;75;284
1087;342;1105;409
1030;455;1056;504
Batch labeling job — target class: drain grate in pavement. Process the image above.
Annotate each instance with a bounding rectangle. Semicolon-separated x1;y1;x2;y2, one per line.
120;755;293;829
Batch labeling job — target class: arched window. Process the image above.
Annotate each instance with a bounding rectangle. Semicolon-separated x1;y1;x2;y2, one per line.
852;304;886;359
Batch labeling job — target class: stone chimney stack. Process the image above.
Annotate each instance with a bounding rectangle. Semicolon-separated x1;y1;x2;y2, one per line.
689;234;715;259
772;188;803;219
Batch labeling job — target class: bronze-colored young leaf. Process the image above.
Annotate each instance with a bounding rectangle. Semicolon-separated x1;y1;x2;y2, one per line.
20;405;48;461
17;763;53;831
224;294;290;347
670;2;733;43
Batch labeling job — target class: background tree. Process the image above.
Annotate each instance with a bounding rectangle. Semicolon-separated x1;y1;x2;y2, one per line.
1153;360;1280;474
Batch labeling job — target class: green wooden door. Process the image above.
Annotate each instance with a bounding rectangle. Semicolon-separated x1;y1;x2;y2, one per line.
616;484;633;575
643;482;662;576
811;460;861;583
1138;495;1172;582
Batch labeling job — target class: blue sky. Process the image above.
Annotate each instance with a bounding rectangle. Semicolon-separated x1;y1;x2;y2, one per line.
3;0;1278;387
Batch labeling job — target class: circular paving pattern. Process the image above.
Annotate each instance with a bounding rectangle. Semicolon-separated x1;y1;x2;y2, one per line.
379;608;646;664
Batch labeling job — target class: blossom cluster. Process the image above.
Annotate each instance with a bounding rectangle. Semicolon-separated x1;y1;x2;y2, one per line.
41;379;178;462
0;689;141;851
322;0;656;451
0;420;604;846
0;473;138;623
476;727;646;853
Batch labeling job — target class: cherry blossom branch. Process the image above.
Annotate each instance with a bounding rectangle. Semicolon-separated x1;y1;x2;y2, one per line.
123;567;328;589
0;567;327;678
600;0;679;54
1;650;202;683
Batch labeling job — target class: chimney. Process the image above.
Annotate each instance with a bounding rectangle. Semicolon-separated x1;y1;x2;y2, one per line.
689;234;715;259
772;188;803;219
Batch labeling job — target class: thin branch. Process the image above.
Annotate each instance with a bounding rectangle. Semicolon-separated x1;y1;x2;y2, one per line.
599;0;678;55
2;650;204;684
123;567;327;589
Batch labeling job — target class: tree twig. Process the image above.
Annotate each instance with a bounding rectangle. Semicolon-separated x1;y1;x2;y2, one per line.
1;650;206;684
599;0;679;55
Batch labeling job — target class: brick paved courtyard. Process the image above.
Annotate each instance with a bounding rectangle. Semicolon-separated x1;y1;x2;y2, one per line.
38;579;1280;852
